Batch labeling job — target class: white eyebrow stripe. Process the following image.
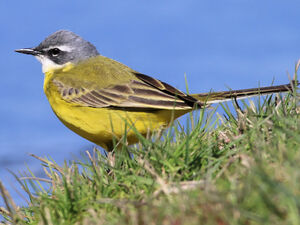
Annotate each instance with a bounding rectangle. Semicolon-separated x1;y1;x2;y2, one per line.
43;45;74;52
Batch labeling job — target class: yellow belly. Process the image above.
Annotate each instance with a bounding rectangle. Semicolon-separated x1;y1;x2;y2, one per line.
44;76;189;150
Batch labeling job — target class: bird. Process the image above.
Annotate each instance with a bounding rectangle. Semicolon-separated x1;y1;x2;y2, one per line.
15;30;298;153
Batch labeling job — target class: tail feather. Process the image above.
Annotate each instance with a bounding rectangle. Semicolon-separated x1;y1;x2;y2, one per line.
191;81;299;104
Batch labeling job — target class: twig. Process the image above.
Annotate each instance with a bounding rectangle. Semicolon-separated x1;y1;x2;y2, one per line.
0;207;10;217
136;157;170;196
29;153;64;174
96;198;146;208
19;177;52;183
153;180;208;197
0;181;22;221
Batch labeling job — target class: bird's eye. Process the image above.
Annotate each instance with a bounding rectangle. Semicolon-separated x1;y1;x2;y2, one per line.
48;48;61;57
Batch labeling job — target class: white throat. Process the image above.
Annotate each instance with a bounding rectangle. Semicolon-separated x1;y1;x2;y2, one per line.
35;55;65;73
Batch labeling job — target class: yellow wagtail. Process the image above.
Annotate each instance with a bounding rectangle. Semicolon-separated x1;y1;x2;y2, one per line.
15;30;298;152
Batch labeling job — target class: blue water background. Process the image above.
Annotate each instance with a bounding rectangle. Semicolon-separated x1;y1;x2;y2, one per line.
1;0;300;207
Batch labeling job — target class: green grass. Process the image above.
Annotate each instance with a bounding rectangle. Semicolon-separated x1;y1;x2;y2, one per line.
1;74;300;224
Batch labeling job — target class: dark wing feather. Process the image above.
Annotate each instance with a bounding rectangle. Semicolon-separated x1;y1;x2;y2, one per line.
134;73;201;107
52;75;200;110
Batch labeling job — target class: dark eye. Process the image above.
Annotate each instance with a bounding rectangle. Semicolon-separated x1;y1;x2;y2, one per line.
48;48;61;56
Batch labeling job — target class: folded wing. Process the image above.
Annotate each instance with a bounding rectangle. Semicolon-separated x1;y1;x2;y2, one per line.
52;73;201;110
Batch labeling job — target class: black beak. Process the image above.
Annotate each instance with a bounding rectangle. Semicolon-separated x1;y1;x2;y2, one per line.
15;48;41;56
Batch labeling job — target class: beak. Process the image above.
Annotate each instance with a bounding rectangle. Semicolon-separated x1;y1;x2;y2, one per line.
15;48;41;56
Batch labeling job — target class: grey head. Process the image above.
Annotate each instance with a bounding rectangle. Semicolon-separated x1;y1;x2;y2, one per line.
15;30;100;72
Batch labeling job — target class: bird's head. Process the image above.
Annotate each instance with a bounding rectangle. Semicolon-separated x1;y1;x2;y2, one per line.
15;30;100;73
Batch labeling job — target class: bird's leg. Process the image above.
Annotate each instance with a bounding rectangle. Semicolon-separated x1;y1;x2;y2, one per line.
106;142;116;175
107;151;115;168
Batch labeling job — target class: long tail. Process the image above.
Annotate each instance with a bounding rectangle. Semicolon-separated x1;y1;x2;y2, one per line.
191;81;299;104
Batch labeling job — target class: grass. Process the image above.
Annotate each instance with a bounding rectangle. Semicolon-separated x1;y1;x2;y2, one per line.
1;67;300;224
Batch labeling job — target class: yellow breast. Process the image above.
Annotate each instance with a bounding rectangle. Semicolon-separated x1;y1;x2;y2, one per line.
43;70;188;150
